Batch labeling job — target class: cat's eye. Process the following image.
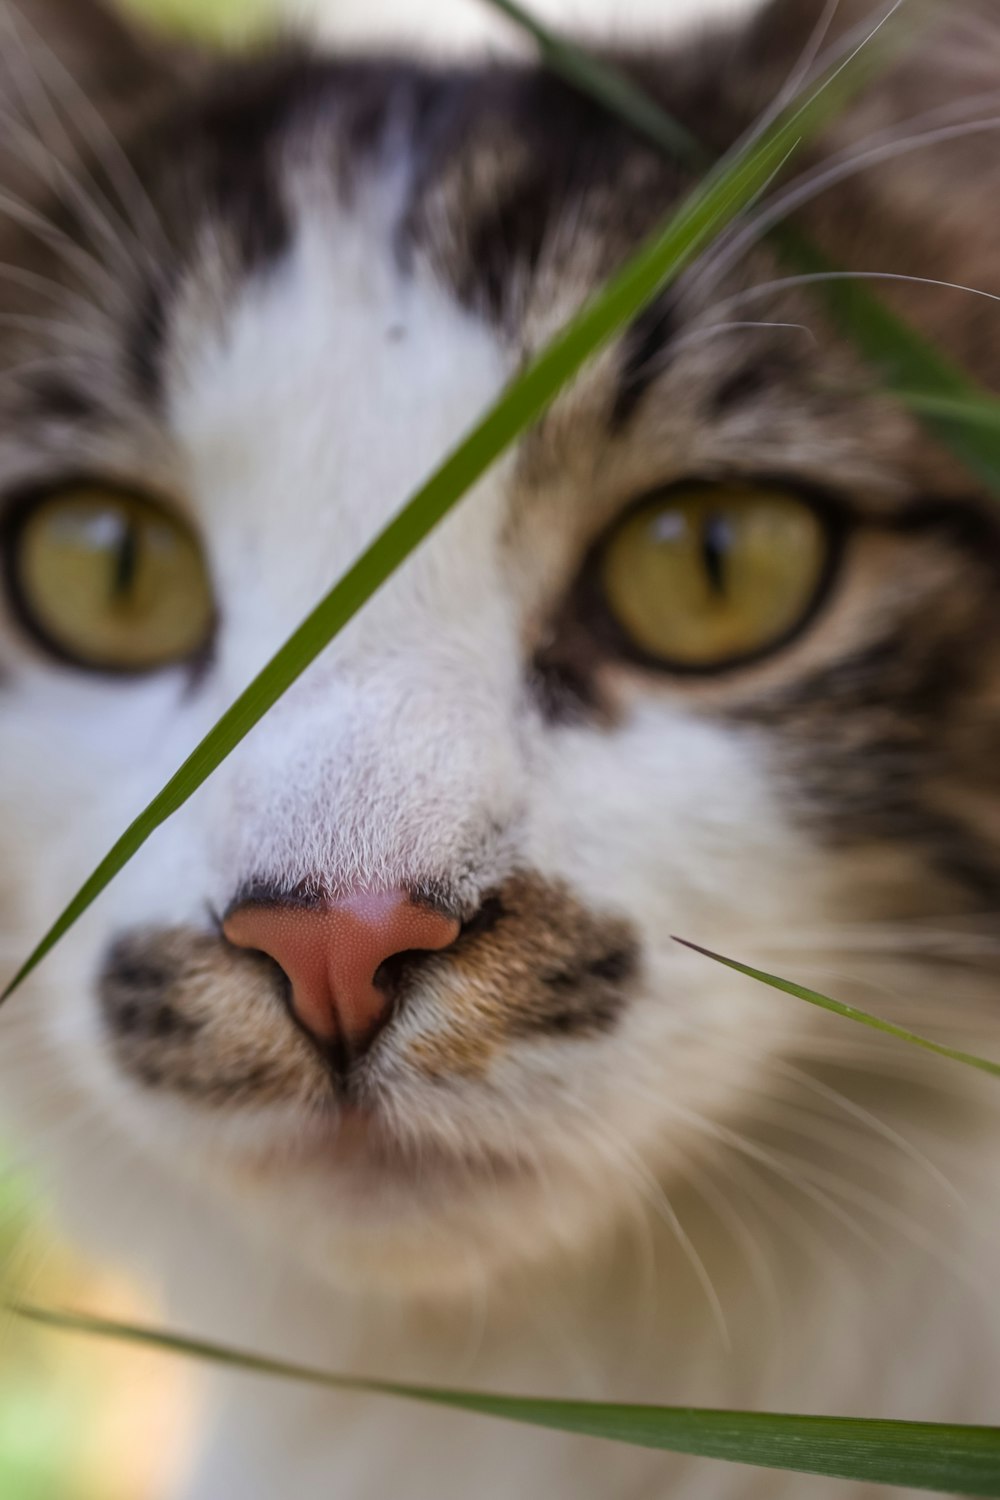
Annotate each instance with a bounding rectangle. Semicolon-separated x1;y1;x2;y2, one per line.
598;482;833;672
5;485;214;673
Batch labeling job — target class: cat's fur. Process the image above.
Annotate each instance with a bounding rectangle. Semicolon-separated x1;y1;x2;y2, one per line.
1;0;1000;1495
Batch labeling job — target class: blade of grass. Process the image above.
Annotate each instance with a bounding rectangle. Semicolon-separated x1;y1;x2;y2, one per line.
480;0;1000;495
894;392;1000;429
674;938;1000;1080
2;43;886;1002
13;1304;1000;1497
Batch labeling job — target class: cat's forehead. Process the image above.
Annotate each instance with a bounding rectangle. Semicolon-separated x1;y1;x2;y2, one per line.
168;177;511;569
0;40;976;538
129;55;944;514
147;58;890;530
147;54;690;392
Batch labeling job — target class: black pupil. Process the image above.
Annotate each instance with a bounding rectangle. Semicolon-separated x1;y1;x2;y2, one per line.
109;518;140;600
701;512;731;597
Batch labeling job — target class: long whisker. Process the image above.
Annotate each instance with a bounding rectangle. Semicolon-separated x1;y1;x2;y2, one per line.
691;1028;968;1208
663;1099;888;1255
699;270;1000;333
698;112;1000;298
0;310;102;345
665;318;819;358
767;0;846;124
0;98;139;280
696;1136;860;1297
674;1148;785;1333
680;83;1000;308
0;351;104;400
691;1105;976;1295
565;1097;731;1349
706;0;908;196
766;1056;965;1207
0;184;120;300
0;259;96;317
772;0;909;142
2;2;170;258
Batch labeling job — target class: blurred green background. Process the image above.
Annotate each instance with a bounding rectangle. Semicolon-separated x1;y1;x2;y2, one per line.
121;0;278;40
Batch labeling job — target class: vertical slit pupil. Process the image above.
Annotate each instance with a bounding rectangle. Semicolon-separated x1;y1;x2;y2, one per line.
702;512;730;598
110;518;140;601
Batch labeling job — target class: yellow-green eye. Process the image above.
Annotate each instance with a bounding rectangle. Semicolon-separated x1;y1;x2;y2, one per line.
599;483;832;671
8;486;214;673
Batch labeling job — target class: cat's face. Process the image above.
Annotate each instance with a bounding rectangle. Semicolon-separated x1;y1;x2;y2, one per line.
2;0;999;1295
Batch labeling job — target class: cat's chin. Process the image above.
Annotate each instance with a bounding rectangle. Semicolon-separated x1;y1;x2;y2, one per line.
248;1116;524;1206
200;1106;608;1300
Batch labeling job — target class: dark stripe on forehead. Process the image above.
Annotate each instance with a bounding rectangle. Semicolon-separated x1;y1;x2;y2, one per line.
18;34;764;425
174;59;303;273
403;63;688;326
118;59;311;403
612;291;680;427
22;374;101;423
710;353;793;417
129;276;170;404
52;49;698;409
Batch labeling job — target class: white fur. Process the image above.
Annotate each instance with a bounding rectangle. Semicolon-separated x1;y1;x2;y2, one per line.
296;0;762;56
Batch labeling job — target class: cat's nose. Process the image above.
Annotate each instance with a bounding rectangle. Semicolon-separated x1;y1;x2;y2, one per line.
222;892;461;1052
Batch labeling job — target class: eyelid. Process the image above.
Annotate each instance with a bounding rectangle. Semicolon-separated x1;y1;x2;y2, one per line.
605;473;855;535
582;474;852;597
0;474;195;530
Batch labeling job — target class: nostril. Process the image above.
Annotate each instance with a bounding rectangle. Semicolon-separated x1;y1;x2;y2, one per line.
371;939;451;1002
222;889;461;1054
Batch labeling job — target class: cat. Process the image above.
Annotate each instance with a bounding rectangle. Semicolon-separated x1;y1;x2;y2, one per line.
1;0;999;1495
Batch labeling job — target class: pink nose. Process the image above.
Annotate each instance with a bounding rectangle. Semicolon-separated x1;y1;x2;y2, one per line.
223;891;461;1048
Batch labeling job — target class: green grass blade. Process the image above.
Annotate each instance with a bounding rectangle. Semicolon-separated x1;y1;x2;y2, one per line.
894;392;1000;429
2;46;883;1002
480;0;1000;493
674;939;1000;1080
12;1304;1000;1496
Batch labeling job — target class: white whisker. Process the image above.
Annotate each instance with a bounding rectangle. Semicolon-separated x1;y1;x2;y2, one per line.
0;183;120;300
2;3;170;259
698;269;1000;338
675;1148;785;1334
699;112;1000;299
0;309;101;345
565;1097;731;1349
0;258;95;317
666;319;819;358
768;0;846;126
0;98;139;279
767;1056;965;1207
